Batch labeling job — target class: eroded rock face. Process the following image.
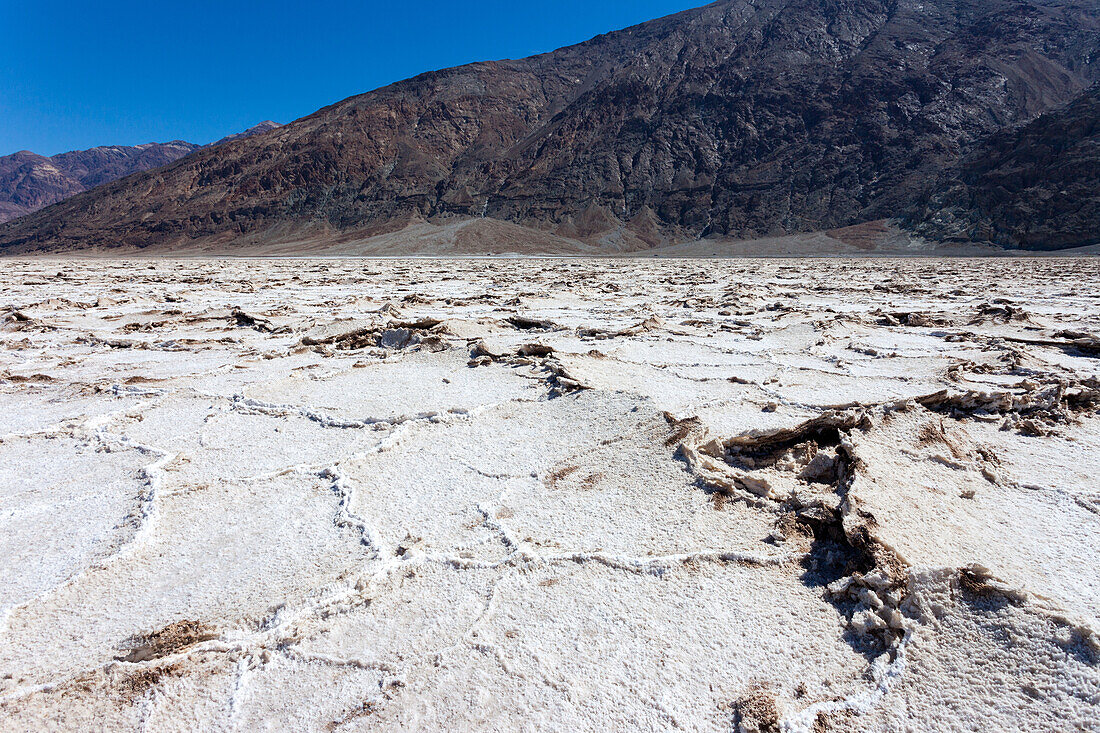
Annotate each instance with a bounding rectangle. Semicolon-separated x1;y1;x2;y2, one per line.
905;83;1100;251
1;0;1097;253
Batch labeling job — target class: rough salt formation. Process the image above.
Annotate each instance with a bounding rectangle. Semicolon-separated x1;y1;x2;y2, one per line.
0;257;1098;731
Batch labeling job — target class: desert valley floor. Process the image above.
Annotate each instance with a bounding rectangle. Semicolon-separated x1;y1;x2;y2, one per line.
0;258;1098;731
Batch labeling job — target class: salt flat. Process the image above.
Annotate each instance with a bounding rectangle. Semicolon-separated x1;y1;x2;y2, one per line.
0;258;1098;732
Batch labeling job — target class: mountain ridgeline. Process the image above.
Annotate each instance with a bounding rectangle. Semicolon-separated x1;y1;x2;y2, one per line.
0;143;201;224
0;123;281;225
1;0;1097;253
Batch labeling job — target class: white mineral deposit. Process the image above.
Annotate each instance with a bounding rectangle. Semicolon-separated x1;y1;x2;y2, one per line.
1;257;1097;731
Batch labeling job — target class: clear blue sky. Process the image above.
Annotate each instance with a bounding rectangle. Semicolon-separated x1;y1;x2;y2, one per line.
0;0;705;156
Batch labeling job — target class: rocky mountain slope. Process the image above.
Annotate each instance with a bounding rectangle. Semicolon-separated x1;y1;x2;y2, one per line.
207;120;283;147
0;123;281;224
905;83;1099;251
0;142;198;224
1;0;1097;253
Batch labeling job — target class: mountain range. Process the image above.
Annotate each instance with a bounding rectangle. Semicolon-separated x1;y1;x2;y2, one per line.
0;122;281;224
0;0;1096;254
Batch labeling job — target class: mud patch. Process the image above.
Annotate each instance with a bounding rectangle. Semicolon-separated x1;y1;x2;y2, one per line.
116;620;218;663
733;685;780;733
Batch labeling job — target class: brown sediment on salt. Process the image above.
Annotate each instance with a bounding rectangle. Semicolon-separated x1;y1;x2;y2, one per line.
230;309;287;334
2;662;187;714
301;317;446;351
1;372;54;383
116;620;218;663
577;316;663;340
506;315;561;331
545;464;580;489
733;684;781;733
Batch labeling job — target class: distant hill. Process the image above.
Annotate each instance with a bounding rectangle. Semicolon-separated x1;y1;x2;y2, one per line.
0;122;281;224
1;0;1097;254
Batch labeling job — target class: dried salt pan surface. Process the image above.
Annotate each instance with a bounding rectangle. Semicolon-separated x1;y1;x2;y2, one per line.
850;408;1100;629
0;435;150;618
297;563;868;731
1;257;1099;731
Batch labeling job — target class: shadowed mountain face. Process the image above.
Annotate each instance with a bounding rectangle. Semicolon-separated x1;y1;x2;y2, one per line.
1;0;1097;253
905;84;1100;251
0;123;282;225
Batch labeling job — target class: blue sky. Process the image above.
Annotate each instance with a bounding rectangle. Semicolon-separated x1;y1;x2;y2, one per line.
0;0;705;155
